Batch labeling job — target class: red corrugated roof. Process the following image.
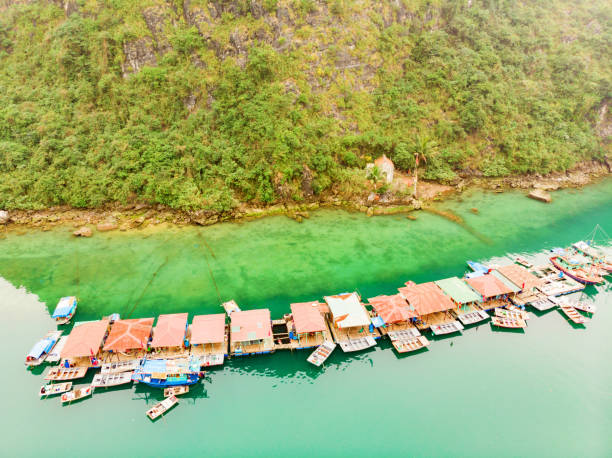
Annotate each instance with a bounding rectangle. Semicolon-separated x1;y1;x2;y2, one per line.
103;318;154;352
496;264;543;291
151;313;188;348
230;309;271;343
466;274;515;299
190;314;226;344
290;302;327;334
368;294;417;324
61;320;109;358
398;282;455;315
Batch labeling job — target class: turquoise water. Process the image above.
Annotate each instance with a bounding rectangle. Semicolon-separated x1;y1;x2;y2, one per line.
1;180;611;457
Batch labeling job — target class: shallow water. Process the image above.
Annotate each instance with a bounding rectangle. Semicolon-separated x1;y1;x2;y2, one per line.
1;180;611;457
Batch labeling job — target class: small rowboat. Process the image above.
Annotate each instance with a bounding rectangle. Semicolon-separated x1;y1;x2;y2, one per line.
559;306;586;324
496;307;529;321
25;330;62;366
391;335;430;353
101;359;140;374
164;385;189;397
491;316;526;328
430;321;464;335
61;386;93;404
45;367;88;381
307;341;337;366
92;371;133;388
39;382;72;397
572;302;596;314
515;256;533;269
52;296;78;325
147;395;178;420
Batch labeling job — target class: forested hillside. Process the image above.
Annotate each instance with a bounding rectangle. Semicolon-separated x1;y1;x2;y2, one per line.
0;0;610;211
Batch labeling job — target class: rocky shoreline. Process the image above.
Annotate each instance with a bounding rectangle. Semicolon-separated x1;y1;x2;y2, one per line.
1;161;609;236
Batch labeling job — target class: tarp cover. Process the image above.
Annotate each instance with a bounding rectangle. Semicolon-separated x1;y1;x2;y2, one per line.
398;282;455;315
466;274;515;299
230;309;272;343
496;264;543;291
324;293;370;328
61;320;109;358
27;338;55;359
52;296;77;318
290;302;327;334
103;318;154;352
151;313;188;348
190;314;226;344
434;277;482;304
368;294;416;324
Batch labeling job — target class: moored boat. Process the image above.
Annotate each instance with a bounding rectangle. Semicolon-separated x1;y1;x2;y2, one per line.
132;358;202;388
572;241;612;273
39;382;72;397
496;307;529;321
101;359;140;374
391;335;430;353
52;297;78;325
549;256;604;285
558;305;586;324
45;367;88;381
92;372;134;388
337;336;377;353
430;320;464;335
61;386;93;404
146;395;178;420
572;302;596;314
491;316;526;328
164;385;189;397
307;341;337;366
514;256;533;269
25;330;62;366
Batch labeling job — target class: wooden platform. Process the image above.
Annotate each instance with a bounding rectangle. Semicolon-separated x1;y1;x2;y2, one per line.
101;359;140;374
414;311;457;330
192;353;224;367
476;299;508;312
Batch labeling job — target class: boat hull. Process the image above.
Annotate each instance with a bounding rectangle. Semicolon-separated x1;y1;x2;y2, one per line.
549;257;603;285
133;373;199;388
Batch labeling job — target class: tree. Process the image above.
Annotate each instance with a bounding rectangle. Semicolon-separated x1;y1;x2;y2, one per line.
412;135;436;199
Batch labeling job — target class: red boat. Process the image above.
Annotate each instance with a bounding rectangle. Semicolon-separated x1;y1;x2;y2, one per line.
549;256;604;285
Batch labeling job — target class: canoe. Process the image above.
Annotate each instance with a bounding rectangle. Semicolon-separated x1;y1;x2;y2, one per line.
550;256;604;285
307;341;337;366
496;307;529;321
572;302;597;314
164;385;189;397
491;316;526;328
25;330;62;366
559;306;586;324
39;382;72;397
101;359;140;374
61;386;93;404
146;395;178;420
45;367;88;381
92;371;134;388
391;335;430;353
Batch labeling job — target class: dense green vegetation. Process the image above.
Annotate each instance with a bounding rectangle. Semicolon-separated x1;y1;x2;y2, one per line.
0;0;610;211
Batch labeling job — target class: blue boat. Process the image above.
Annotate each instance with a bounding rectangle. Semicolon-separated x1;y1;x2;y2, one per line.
467;260;489;273
26;330;62;366
132;358;202;388
52;296;78;324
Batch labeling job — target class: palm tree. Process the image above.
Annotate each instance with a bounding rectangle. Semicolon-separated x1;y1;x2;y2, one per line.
412;135;436;199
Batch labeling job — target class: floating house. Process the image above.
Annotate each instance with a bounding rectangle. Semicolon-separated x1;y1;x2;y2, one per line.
287;301;330;349
398;282;463;334
465;274;516;311
324;292;378;351
102;318;154;361
151;313;189;358
230;309;274;356
60;319;110;367
496;264;544;306
368;294;417;333
434;277;488;326
189;313;227;366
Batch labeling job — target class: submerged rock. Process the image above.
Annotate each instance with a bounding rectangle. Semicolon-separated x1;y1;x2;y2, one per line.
97;222;118;232
73;226;93;237
528;189;552;203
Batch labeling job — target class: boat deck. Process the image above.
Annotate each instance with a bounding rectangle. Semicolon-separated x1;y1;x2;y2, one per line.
230;341;274;357
476;298;509;312
192;353;225;367
307;341;337;366
391;335;430;353
190;342;228;358
430;321;464;335
92;371;133;388
338;336;377;352
414;311;457;330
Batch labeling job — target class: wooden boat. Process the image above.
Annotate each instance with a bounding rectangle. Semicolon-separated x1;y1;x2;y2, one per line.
146;395;178;420
39;382;72;397
529;297;557;311
25;330;62;366
550;256;604;285
221;300;241;315
101;359;140;374
132;358;202;388
573;241;612;273
193;354;225;368
61;386;93;404
45;367;88;381
559;305;586;324
515;256;533;269
307;341;337;366
387;328;421;340
456;310;489;326
391;335;430;353
45;336;68;364
430;320;464;335
52;296;78;325
491;316;526;328
572;302;596;314
496;307;529;321
92;371;134;388
338;336;377;353
164;385;189;397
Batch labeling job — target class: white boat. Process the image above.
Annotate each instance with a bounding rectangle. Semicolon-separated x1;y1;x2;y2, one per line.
45;336;68;363
530;297;557;311
307;341;337;366
456;310;489;326
61;386;93;404
430;321;464;335
45;367;88;381
387;328;421;340
515;256;533;268
338;336;377;353
147;395;178;420
164;385;189;397
25;331;63;366
101;359;140;374
39;382;72;397
52;296;78;325
549;296;596;314
92;371;134;388
491;316;526;328
572;302;596;314
496;308;529;321
558;306;586;324
193;354;225;367
391;335;430;353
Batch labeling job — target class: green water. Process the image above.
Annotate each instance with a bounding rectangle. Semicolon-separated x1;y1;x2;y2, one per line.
1;181;611;457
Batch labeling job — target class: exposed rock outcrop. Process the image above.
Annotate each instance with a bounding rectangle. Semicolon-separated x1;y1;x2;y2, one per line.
121;37;157;77
73;226;93;237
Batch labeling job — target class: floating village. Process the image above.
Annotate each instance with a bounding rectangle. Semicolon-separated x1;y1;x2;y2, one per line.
27;236;611;421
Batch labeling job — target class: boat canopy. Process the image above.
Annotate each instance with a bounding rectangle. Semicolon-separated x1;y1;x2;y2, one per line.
103;318;154;352
491;270;522;293
230;309;272;343
138;357;199;375
398;282;455;315
324;292;370;329
52;296;77;318
434;277;482;304
496;264;543;291
368;294;416;324
467;261;488;272
290;302;327;334
151;313;188;348
190;314;226;344
28;338;55;359
466;274;515;299
61;320;109;358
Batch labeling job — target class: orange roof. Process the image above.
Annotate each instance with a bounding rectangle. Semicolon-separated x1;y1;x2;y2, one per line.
374;154;394;168
368;294;417;324
398;282;455;315
290;302;327;334
496;264;543;291
61;320;109;358
103;318;154;352
190;314;226;344
230;309;272;343
151;313;188;348
466;274;515;299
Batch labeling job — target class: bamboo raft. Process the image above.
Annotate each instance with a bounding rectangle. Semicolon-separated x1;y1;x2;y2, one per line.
45;367;88;381
147;395;178;420
559;306;586;324
338;336;376;353
430;321;464;335
101;359;141;374
39;382;72;397
61;386;93;404
164;385;189;397
92;371;134;388
307;341;336;366
491;316;526;328
456;310;489;326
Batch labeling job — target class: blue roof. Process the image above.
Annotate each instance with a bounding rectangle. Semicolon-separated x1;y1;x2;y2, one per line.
27;338;55;359
467;261;488;272
52;297;77;318
371;316;385;327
